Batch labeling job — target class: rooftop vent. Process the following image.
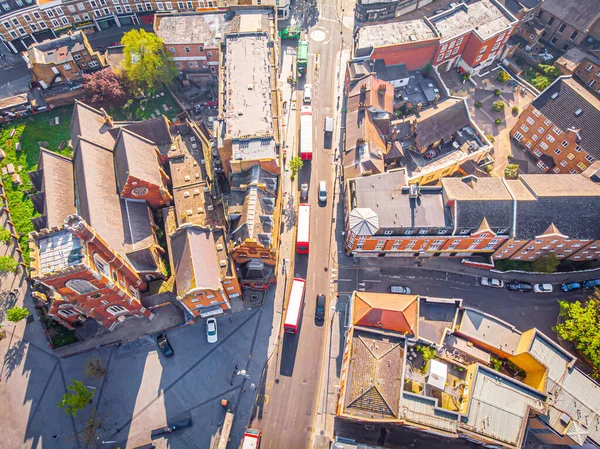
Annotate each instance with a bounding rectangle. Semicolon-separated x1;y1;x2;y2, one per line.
560;413;572;426
219;260;227;268
409;34;417;42
575;108;583;117
462;175;478;188
551;92;559;100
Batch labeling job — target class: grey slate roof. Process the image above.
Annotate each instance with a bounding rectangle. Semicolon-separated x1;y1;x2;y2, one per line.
122;117;173;149
407;99;469;149
513;175;600;239
170;225;222;297
541;0;600;31
531;77;600;160
34;150;76;228
454;200;513;230
114;128;163;191
71;101;116;151
28;31;86;65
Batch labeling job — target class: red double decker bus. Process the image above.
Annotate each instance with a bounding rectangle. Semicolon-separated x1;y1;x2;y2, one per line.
296;203;310;254
284;278;306;334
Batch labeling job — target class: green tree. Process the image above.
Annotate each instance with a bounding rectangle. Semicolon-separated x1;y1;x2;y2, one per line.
0;256;18;273
492;100;505;112
496;70;510;83
289;156;303;181
421;63;432;77
554;294;600;378
84;358;107;379
6;306;29;323
121;29;178;92
0;228;11;243
537;64;559;78
531;254;560;273
504;164;519;179
531;75;550;91
58;380;95;417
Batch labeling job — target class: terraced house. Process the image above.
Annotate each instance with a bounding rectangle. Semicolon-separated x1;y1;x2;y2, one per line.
344;171;600;262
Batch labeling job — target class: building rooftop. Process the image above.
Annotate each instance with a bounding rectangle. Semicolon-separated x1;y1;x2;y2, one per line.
463;366;546;448
354;292;419;335
155;13;227;46
531;77;600;160
418;297;461;345
27;31;87;65
457;307;522;356
114;128;163;191
429;0;515;41
341;328;406;420
222;32;275;158
442;176;512;201
355;19;437;55
555;47;600;73
36;230;83;275
541;0;600;32
350;170;449;232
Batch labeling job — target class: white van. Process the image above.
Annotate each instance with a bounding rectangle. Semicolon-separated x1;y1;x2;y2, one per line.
324;116;333;134
303;84;312;103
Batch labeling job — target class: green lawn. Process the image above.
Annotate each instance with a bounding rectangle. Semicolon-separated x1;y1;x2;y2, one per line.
0;106;73;265
110;89;182;122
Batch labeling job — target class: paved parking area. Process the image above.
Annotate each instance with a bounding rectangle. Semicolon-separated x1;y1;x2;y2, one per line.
1;290;276;449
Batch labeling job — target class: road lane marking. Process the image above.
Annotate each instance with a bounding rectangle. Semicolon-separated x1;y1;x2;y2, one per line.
337;278;352;282
362;279;381;282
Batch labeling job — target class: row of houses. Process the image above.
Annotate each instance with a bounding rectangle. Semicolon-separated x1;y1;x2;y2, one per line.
27;7;281;332
0;0;290;53
336;292;600;449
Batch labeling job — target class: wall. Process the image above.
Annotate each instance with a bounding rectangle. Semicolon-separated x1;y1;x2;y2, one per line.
120;173;173;208
575;58;600;94
369;39;440;71
166;43;220;74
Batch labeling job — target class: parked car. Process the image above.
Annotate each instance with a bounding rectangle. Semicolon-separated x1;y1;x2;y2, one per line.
324;116;333;134
533;284;553;293
507;281;533;292
318;181;327;203
303;84;312;103
315;294;325;321
157;333;174;358
561;282;582;292
480;277;504;288
206;318;218;343
300;183;309;201
390;285;412;294
583;279;600;289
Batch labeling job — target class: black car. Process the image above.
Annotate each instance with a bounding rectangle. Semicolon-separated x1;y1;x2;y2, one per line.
315;294;325;321
157;333;174;357
507;281;533;292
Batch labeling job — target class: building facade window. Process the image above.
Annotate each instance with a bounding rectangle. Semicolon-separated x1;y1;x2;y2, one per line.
106;305;128;315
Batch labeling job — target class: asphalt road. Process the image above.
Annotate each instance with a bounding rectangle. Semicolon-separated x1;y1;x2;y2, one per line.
247;1;352;447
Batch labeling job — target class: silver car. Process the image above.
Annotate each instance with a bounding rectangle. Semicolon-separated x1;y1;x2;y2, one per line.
480;277;504;288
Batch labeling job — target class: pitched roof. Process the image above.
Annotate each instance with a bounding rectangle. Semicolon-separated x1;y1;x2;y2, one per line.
170;225;222;297
27;31;87;65
541;0;600;31
349;208;379;235
353;291;419;336
531;77;600;159
228;185;276;248
35;150;76;228
413;99;470;149
113;128;163;190
121;117;173;150
71;101;116;151
343;109;387;179
512;174;600;239
348;74;394;113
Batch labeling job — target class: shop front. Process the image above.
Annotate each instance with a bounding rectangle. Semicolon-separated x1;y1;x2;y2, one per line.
136;11;155;26
95;15;118;30
74;19;97;33
355;1;397;22
116;14;137;26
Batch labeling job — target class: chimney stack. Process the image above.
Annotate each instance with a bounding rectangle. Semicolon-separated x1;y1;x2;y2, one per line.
99;108;113;127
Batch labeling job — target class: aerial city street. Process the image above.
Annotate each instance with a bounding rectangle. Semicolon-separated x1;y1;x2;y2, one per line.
0;0;599;448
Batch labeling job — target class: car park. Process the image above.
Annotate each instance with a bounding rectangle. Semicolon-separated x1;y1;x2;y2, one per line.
583;279;600;289
315;294;325;321
390;285;412;294
480;277;504;288
533;284;553;293
507;281;533;292
206;318;218;343
157;333;174;358
560;282;581;292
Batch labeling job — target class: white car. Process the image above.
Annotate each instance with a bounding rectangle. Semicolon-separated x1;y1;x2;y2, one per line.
533;283;553;293
480;277;504;288
303;84;312;103
318;181;327;203
206;318;218;343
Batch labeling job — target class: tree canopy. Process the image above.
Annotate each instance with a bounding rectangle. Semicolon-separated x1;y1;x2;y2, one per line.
6;307;29;323
532;254;560;273
555;292;600;378
58;380;95;417
82;68;127;109
0;256;18;273
121;29;178;92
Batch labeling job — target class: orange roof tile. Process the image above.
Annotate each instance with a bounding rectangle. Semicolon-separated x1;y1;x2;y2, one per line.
353;292;419;335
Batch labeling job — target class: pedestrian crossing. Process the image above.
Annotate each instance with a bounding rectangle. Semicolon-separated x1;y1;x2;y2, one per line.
329;267;338;293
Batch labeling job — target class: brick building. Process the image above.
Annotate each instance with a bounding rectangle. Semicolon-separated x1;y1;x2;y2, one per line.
537;0;600;53
344;171;600;262
510;77;599;174
0;0;287;54
154;12;224;75
575;54;600;95
354;19;440;71
428;0;517;75
24;30;106;89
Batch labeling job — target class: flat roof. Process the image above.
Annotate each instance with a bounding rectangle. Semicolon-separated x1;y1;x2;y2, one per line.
356;19;437;51
352;170;449;229
37;230;83;275
430;0;514;41
418;297;460;345
155;13;227;46
223;33;274;150
458;307;522;356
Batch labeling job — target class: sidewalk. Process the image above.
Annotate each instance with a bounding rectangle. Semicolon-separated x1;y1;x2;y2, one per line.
353;256;600;285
